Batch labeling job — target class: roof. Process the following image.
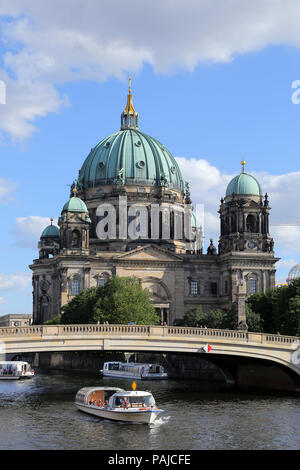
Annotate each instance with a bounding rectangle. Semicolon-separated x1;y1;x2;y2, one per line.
226;172;262;197
79;129;184;192
113;391;153;397
62;195;89;213
41;224;60;238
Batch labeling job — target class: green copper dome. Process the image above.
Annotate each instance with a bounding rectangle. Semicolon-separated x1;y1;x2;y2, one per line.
62;195;89;213
78;80;184;193
226;172;262;197
41;224;59;238
79;129;184;192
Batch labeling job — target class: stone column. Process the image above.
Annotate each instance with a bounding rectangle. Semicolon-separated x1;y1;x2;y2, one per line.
236;280;248;330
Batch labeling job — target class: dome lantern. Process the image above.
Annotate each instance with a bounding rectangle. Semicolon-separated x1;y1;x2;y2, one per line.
121;76;139;130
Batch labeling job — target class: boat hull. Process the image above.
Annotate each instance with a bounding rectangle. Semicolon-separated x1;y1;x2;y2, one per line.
0;372;34;380
75;403;163;424
0;376;21;380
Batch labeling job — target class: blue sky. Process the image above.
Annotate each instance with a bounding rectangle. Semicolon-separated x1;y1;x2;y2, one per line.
1;1;300;314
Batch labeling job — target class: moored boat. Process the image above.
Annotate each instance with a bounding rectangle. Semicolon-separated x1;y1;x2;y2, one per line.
0;361;35;380
100;361;168;380
75;386;164;424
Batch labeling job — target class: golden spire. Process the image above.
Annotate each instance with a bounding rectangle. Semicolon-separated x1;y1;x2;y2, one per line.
124;76;136;115
241;159;246;173
121;76;139;129
73;187;78;196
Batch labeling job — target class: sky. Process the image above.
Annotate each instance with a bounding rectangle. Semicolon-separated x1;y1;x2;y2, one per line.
1;0;300;314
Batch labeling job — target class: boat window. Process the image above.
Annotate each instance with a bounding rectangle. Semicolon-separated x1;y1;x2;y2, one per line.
109;363;120;371
114;395;155;408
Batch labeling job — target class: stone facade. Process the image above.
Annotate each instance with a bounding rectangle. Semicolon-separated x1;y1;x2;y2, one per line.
29;85;279;326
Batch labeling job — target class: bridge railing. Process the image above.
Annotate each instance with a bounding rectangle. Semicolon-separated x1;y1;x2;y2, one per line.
0;324;299;345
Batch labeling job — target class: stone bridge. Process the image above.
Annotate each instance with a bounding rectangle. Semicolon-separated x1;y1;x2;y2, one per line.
1;324;300;392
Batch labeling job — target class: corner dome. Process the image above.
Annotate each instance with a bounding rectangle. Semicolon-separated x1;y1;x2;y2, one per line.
226;161;262;197
41;223;59;238
62;195;89;213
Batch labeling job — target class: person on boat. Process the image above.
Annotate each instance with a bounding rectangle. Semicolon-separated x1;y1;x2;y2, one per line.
122;398;129;409
97;400;104;407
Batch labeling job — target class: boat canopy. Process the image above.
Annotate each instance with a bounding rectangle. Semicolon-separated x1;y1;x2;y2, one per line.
75;387;124;405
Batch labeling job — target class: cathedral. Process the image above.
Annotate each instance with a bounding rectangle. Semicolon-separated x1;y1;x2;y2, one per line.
30;80;279;326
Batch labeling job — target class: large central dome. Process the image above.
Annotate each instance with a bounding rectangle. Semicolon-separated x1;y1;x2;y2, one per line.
78;78;184;193
79;128;184;192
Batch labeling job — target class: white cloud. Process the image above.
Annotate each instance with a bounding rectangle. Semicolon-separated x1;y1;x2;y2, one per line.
277;258;298;268
0;177;17;204
14;216;58;249
0;272;31;291
0;296;6;304
2;1;300;139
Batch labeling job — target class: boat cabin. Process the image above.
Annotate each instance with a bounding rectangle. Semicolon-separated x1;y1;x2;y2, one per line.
102;362;166;376
109;391;156;409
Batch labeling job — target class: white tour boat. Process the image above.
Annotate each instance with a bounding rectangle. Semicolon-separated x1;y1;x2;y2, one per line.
0;361;35;380
100;361;168;380
75;386;164;424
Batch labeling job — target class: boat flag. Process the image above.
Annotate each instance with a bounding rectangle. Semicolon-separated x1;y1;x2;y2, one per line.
203;344;212;353
132;381;137;391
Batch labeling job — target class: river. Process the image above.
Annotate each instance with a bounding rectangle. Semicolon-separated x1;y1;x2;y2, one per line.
0;369;299;451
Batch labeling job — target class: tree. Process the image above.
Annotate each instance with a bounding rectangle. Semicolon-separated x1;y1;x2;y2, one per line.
179;306;207;327
247;278;300;335
60;276;159;325
180;306;225;328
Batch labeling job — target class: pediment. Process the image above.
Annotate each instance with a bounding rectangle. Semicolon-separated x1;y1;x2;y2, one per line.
113;244;183;262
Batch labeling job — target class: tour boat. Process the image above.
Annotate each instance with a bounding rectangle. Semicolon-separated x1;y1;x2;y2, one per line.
100;361;168;380
0;361;35;380
75;386;164;424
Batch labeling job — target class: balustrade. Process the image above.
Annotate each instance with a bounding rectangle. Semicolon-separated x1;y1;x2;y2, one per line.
0;324;299;346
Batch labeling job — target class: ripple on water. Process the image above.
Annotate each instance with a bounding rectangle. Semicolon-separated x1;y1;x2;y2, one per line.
0;371;300;450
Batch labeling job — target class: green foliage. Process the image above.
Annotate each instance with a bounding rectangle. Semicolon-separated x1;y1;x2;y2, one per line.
180;304;262;332
180;306;226;329
60;276;159;325
178;306;206;326
43;315;62;325
247;278;300;336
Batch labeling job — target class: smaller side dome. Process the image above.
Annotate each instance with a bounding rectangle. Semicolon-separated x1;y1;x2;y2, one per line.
41;221;59;238
226;173;262;197
225;160;262;197
62;195;88;214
